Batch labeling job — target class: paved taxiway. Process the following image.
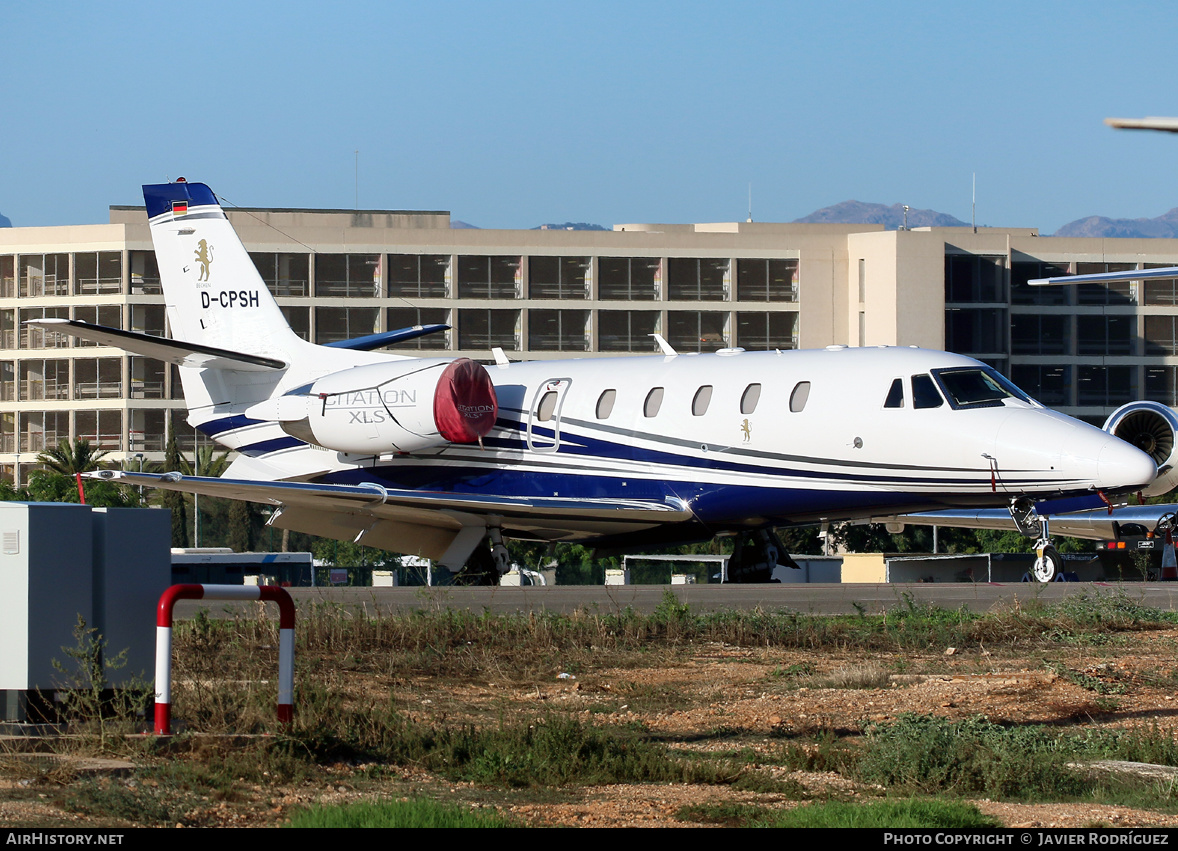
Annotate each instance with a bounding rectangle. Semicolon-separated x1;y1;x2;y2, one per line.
175;581;1178;619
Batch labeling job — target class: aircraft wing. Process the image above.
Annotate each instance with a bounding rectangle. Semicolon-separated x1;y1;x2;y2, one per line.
89;470;695;562
871;504;1178;541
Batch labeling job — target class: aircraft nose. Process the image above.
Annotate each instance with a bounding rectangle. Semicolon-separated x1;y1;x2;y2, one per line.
1098;436;1158;492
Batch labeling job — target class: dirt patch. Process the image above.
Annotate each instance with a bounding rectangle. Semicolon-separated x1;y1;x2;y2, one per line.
4;627;1178;827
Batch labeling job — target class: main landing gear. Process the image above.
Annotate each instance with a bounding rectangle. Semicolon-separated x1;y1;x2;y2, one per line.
455;528;514;586
1009;496;1062;583
727;529;799;583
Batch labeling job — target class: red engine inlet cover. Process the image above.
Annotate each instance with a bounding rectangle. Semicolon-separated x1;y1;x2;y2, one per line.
434;358;498;443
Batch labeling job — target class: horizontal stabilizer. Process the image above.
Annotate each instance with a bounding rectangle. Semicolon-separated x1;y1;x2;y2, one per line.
323;323;450;351
23;319;286;371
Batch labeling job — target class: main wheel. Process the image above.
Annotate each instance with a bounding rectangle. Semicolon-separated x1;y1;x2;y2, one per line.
1033;546;1063;583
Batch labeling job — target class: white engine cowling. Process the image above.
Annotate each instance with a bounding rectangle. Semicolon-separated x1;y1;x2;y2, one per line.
1103;401;1178;497
276;357;498;454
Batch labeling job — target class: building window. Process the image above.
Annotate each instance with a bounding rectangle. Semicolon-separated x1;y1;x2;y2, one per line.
387;254;449;298
0;256;13;298
735;311;798;350
1076;263;1136;305
0;362;13;402
20;411;68;453
315;254;381;297
667;311;728;352
598;310;660;352
19;254;69;297
1011;365;1071;407
20;359;69;401
528;309;589;352
0;311;15;350
529;256;589;299
736;259;798;302
315;307;380;344
457;256;521;299
945;307;1007;355
1147;366;1178;406
129;304;166;337
74;358;122;400
76;410;122;451
945;255;1005;303
252;252;310;297
74;305;122;346
1078;366;1135;406
599;257;660;300
386;308;450;350
1143;264;1178;305
19;307;69;348
668;258;729;300
1011;261;1069;306
1010;313;1070;355
280;306;311;341
1145;315;1178;355
1077;315;1133;356
129;250;161;294
458;309;520;350
130;357;166;399
129;409;167;452
74;251;122;295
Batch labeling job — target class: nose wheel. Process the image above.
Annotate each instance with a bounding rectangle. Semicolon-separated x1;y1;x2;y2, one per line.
1033;544;1062;583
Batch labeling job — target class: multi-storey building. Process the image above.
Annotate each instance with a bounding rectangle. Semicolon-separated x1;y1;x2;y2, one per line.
0;199;1174;484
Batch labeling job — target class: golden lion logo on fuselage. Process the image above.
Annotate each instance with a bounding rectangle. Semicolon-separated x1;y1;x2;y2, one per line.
194;240;213;282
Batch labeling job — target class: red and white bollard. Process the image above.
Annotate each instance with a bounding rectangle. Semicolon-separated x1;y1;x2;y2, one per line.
155;584;296;735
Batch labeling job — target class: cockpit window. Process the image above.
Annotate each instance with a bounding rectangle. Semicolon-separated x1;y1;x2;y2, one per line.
884;378;904;408
911;374;943;409
933;367;1033;410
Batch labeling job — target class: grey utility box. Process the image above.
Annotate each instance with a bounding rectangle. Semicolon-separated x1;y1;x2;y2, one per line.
0;503;170;721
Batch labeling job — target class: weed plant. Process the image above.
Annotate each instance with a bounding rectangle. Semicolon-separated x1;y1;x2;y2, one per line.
850;714;1178;805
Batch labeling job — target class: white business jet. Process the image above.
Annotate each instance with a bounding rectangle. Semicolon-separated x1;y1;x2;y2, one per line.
29;182;1159;583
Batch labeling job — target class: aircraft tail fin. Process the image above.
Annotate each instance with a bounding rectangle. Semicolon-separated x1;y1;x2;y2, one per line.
143;181;305;362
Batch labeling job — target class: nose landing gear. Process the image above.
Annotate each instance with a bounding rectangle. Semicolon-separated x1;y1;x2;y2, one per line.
1009;496;1062;582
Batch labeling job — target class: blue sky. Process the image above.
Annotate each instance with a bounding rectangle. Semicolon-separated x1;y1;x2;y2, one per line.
3;1;1176;232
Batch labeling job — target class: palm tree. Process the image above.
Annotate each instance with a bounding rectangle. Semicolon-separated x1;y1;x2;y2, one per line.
36;438;109;476
28;439;132;506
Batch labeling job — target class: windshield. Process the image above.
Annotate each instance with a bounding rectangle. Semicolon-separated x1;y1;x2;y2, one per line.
932;367;1034;410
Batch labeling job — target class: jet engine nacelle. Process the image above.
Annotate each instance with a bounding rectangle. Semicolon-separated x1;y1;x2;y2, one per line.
276;357;498;454
1103;401;1178;497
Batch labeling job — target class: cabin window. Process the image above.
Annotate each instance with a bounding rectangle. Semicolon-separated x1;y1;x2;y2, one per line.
692;385;713;416
596;389;617;419
912;374;944;409
884;378;904;408
740;383;761;414
789;381;811;413
536;391;559;422
644;387;665;417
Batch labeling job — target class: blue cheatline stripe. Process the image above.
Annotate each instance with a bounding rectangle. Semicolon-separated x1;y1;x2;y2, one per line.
238;436;306;457
196;415;269;438
484;420;1052;489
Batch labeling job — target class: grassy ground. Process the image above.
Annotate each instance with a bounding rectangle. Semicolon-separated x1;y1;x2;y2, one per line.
4;590;1178;827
